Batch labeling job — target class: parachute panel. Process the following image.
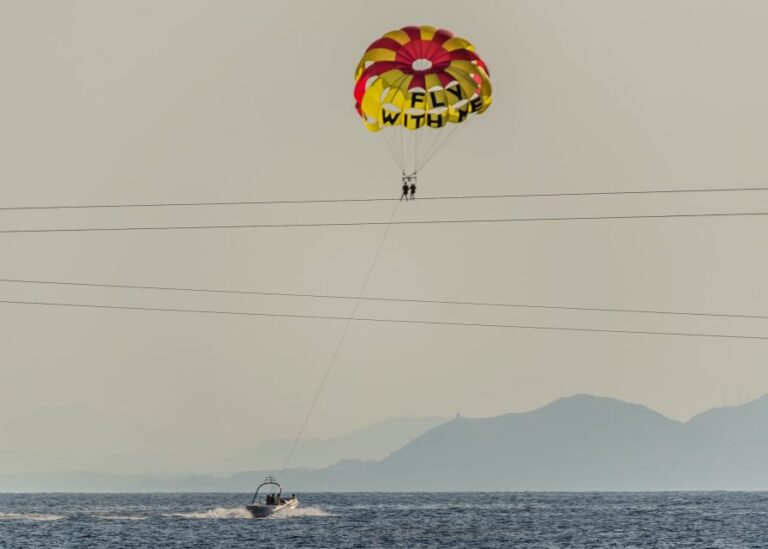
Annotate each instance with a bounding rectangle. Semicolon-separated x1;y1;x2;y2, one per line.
354;25;492;175
354;25;492;134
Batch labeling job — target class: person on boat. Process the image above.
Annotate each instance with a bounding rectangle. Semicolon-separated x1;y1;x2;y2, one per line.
401;177;409;200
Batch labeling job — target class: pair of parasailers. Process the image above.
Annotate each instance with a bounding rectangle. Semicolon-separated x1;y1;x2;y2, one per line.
401;174;417;200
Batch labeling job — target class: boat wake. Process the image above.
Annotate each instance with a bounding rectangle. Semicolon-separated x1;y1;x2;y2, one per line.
165;506;330;519
96;515;148;521
269;506;330;519
167;507;253;519
0;512;64;521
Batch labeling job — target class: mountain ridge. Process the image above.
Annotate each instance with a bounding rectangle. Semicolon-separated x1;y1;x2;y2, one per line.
4;394;768;492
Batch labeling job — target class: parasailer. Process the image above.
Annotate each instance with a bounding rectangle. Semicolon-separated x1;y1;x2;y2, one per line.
354;25;492;195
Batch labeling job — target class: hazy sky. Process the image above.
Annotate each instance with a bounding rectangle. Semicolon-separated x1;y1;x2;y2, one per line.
2;1;768;474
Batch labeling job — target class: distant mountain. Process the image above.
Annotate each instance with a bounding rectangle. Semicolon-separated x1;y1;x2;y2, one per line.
6;395;768;492
336;394;768;491
0;405;220;475
0;416;446;492
0;409;445;479
226;416;447;471
358;395;683;491
682;395;768;487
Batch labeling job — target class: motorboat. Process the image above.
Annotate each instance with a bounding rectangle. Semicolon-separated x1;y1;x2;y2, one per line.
245;476;299;518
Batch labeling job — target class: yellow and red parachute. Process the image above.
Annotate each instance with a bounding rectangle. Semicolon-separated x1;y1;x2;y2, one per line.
354;25;492;176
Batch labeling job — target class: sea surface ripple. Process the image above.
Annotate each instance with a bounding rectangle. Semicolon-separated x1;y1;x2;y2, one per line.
1;492;767;548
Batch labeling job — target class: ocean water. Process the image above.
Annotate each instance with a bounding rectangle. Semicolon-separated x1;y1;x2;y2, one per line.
1;492;767;548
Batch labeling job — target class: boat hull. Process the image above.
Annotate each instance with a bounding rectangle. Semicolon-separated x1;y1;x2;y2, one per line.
245;498;299;518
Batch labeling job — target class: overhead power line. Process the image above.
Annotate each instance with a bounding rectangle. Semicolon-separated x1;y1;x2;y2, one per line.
4;211;768;234
1;298;768;342
3;186;768;211
2;277;768;321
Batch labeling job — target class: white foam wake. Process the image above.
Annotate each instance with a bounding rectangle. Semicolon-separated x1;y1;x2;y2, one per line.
270;506;330;519
97;515;148;521
166;505;330;520
0;512;64;521
167;507;253;519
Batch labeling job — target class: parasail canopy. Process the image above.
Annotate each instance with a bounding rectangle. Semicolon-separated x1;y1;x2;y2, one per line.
354;25;492;176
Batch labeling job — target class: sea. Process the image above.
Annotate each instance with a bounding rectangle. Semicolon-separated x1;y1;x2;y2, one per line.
1;492;767;548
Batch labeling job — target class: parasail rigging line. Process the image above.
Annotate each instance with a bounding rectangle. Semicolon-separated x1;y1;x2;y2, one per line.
418;117;469;174
377;130;401;171
275;200;401;480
